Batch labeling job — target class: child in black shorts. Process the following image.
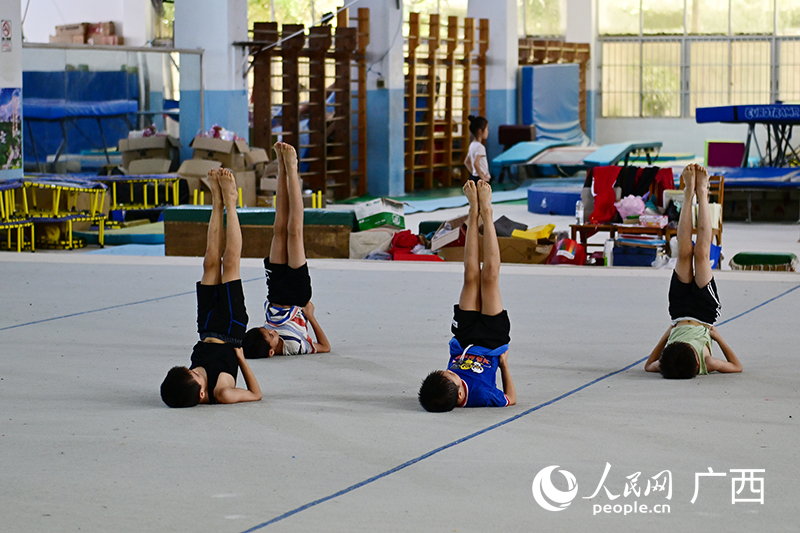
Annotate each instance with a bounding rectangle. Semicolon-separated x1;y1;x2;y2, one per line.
645;163;742;378
242;143;331;358
160;169;262;407
418;180;517;411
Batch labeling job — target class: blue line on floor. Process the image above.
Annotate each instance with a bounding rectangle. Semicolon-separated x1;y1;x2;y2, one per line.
714;283;800;327
0;277;263;332
240;282;800;533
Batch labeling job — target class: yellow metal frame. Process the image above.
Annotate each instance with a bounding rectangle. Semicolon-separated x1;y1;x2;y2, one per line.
21;180;107;249
102;176;181;211
192;187;244;208
0;220;35;252
0;184;35;252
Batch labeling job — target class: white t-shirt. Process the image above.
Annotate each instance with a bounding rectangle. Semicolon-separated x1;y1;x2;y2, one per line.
265;303;316;355
465;140;488;178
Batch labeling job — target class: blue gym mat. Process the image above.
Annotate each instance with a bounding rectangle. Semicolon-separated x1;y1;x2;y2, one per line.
74;221;165;245
404;188;530;214
86;244;166;256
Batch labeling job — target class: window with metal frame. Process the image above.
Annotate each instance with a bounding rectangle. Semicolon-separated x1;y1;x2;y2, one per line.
598;0;800;118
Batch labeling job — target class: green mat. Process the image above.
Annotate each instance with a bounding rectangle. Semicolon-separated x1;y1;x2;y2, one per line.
730;252;798;271
336;181;522;205
163;206;357;229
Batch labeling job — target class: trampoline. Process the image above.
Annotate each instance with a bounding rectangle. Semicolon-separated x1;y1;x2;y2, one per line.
23;98;138;170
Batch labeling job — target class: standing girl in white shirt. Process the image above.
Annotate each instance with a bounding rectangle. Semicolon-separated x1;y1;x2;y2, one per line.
464;115;491;183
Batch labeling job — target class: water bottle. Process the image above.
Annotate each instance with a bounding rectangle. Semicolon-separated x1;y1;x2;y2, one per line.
575;200;584;225
604;239;614;266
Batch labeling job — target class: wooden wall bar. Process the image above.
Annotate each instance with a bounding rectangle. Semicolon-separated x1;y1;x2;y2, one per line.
404;13;489;192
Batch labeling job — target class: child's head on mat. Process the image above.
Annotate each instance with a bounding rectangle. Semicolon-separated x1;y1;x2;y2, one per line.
160;167;262;407
243;327;284;358
644;163;742;378
419;370;462;412
161;366;203;407
242;142;331;359
658;342;699;379
418;180;517;411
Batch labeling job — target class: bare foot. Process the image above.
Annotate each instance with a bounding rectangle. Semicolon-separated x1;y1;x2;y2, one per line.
274;142;286;178
218;168;239;206
278;143;298;177
207;168;222;205
695;164;710;198
477;179;493;217
681;164;696;201
463;180;479;214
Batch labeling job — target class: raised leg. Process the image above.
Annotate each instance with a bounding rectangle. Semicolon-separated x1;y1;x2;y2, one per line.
693;165;713;288
201;169;224;286
219;168;242;283
477;180;503;316
459;180;481;312
269;143;290;265
675;164;696;284
278;143;307;269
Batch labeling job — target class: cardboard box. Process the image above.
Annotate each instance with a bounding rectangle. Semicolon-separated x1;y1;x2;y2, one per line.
436;246;468;262
259;176;278;192
235;170;257;207
128;158;172;175
497;236;554;264
87;22;115;37
178;159;221;204
436;237;554;264
245;147;270;177
353;198;405;231
190;136;250;170
257;194;275;207
430;215;468;251
87;35;124;46
177;160;256;207
262;160;279;178
55;23;88;38
177;158;221;178
49;34;86;44
119;135;180;169
349;228;395;259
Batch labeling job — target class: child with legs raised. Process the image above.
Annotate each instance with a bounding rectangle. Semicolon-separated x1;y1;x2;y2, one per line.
160;168;262;406
243;142;331;358
419;180;516;411
645;163;742;378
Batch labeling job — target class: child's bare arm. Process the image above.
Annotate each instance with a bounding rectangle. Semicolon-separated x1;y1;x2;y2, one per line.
216;348;263;403
706;326;742;373
645;326;673;372
499;350;516;406
303;302;331;353
475;155;491;181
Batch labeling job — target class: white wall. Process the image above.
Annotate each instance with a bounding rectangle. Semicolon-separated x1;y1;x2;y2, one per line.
564;0;763;158
20;0;151;46
174;0;247;92
467;0;518;92
595;118;766;159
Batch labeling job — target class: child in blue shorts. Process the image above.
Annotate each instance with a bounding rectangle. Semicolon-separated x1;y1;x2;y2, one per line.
419;180;517;411
160;169;262;407
645;164;742;378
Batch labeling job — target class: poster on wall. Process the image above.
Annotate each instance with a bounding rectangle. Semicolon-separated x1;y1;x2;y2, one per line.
0;88;22;170
1;20;11;52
